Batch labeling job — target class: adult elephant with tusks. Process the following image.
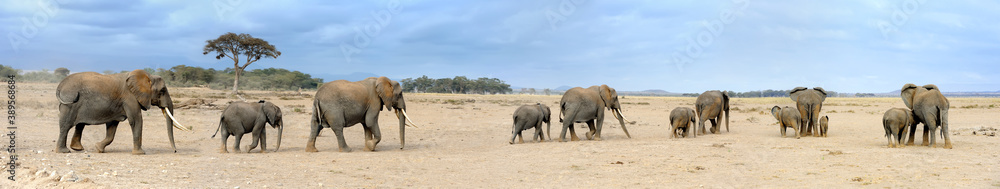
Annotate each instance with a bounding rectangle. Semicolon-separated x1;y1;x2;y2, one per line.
558;85;632;142
55;70;192;155
695;90;729;134
306;77;419;152
789;87;827;137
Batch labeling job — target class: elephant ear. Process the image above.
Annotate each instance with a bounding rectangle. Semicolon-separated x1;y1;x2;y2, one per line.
721;91;730;111
599;85;614;109
126;69;154;110
790;87;808;101
375;76;395;111
261;101;282;127
900;83;918;109
813;87;827;101
770;106;782;121
922;84;938;91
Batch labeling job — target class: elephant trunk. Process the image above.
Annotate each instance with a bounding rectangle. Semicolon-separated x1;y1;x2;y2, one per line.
160;97;178;153
724;108;730;132
275;123;283;152
397;110;406;149
614;109;632;138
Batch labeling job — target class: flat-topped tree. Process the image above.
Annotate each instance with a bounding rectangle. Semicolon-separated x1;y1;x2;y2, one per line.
203;32;282;95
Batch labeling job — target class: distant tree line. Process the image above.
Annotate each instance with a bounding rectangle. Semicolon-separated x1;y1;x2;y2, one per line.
400;75;512;94
682;89;840;98
0;64;323;91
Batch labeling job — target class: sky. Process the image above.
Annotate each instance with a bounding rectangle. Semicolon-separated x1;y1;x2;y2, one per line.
2;0;998;93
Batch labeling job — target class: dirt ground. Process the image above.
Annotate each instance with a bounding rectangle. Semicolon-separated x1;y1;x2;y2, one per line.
2;83;998;188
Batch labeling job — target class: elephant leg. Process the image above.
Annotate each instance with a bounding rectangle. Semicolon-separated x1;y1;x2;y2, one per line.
534;126;544;142
569;123;580;141
887;132;895;148
780;125;786;138
559;121;569;142
793;123;801;139
709;119;718;134
219;128;230;153
921;124;930;146
362;121;383;152
510;124;521;144
247;125;263;153
897;126;908;148
96;122;119;153
259;129;267;153
306;117;322;152
518;132;524;144
593;119;604;141
906;123;918;146
331;125;351;152
70;124;86;151
585;120;596;140
362;124;375;151
925;119;939;148
233;133;244;153
941;110;952;149
127;116;145;155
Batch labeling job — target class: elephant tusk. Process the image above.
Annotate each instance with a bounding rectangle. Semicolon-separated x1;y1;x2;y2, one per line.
401;110;419;128
616;109;633;124
162;108;192;131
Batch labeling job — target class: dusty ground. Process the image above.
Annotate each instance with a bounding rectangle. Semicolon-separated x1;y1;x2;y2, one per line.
2;83;999;188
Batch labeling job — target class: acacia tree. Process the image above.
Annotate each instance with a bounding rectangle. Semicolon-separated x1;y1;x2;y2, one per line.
203;32;281;95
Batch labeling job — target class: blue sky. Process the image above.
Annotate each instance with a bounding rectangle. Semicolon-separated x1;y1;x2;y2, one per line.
2;0;998;93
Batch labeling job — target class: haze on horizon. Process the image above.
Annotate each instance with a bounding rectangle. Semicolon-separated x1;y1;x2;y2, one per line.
2;0;998;93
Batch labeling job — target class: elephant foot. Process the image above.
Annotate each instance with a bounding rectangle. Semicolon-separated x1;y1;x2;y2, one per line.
570;135;580;141
70;143;84;151
364;140;377;152
593;136;602;141
219;148;229;153
131;149;146;155
305;147;319;152
95;143;108;153
56;147;71;153
585;131;594;140
921;142;929;146
943;143;953;149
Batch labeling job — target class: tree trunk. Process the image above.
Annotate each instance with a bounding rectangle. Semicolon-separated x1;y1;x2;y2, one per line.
232;68;241;95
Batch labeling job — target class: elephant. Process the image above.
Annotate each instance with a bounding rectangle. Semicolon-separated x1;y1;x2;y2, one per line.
305;77;418;152
211;100;283;153
55;69;190;155
669;107;697;138
819;115;829;137
882;108;914;148
510;103;551;144
789;87;827;137
901;84;951;149
557;85;632;142
695;90;730;134
770;106;801;139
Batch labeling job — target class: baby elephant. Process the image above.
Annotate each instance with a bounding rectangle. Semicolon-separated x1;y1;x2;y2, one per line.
510;103;551;144
669;107;697;138
882;108;914;148
819;115;829;137
212;100;284;153
770;106;801;139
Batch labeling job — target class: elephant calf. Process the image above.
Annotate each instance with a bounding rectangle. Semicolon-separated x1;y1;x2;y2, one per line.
669;107;697;138
882;108;914;148
212;100;284;153
819;115;829;137
770;106;801;139
511;103;551;144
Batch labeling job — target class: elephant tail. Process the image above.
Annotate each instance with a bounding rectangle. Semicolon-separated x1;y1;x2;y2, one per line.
313;100;326;128
211;117;223;138
558;102;565;122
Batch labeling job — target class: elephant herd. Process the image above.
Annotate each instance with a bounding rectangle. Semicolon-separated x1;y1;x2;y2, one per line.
510;84;954;150
52;70;954;155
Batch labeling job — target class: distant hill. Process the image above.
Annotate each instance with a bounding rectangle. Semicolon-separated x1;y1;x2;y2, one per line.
555;86;574;91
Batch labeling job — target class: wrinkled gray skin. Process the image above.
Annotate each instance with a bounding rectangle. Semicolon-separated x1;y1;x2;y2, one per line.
770;106;801;139
901;84;951;149
212;101;283;153
790;87;827;137
669;107;697;138
819;115;829;137
55;70;188;155
306;77;412;152
558;85;631;142
695;90;730;134
882;108;913;148
510;103;551;144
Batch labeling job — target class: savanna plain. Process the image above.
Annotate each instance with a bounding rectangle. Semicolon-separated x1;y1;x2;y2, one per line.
2;83;999;188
